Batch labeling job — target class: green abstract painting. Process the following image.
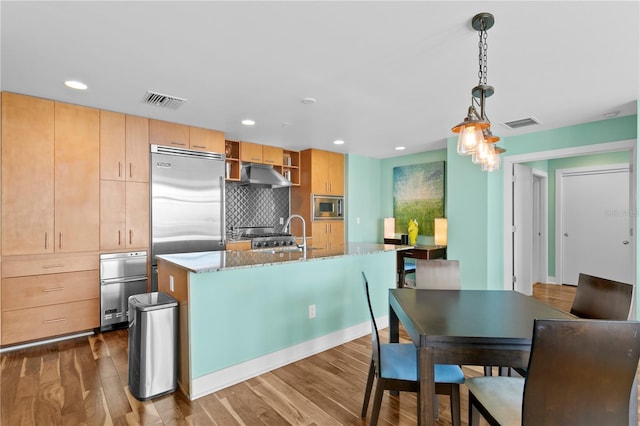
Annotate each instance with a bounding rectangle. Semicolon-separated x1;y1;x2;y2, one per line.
393;161;445;236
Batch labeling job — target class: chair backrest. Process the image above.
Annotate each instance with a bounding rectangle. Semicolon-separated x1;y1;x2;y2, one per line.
522;318;640;426
361;272;382;377
570;273;633;320
415;259;460;289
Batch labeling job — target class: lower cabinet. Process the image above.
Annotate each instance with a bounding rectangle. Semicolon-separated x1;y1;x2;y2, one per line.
226;240;251;251
1;253;99;346
311;221;344;251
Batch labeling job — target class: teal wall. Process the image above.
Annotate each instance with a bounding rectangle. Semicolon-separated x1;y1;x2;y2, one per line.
188;251;395;378
379;149;448;246
345;154;382;242
447;115;637;292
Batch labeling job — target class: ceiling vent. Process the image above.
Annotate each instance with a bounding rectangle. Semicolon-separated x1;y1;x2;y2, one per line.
502;117;541;129
142;91;187;109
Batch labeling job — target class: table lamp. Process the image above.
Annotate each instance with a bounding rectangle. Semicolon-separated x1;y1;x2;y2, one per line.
434;218;448;247
384;217;395;239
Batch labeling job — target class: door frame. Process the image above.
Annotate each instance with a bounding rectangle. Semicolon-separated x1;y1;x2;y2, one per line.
502;139;636;291
555;163;630;286
532;170;549;284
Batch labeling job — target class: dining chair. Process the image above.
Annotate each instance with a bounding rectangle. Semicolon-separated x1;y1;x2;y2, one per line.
360;272;465;426
466;318;640;426
415;259;460;289
570;273;633;320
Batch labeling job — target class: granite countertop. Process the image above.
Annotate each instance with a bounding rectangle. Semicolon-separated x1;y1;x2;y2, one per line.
156;243;405;273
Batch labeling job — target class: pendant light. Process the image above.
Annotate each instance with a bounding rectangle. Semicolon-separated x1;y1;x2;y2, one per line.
451;12;505;171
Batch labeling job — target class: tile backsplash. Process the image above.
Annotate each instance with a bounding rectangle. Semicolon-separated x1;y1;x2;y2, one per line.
225;183;290;231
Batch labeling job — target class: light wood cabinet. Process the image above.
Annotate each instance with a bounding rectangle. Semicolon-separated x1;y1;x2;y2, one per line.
309;149;344;195
1;94;99;256
190;126;224;153
1;93;55;255
54;102;100;253
226;240;251;251
100;112;149;182
100;181;149;250
1;253;100;345
150;119;225;154
311;221;344;251
263;145;283;166
291;148;345;241
281;149;301;186
149;119;189;148
240;141;263;163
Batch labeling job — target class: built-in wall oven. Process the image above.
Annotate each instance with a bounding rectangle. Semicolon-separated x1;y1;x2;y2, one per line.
100;251;148;331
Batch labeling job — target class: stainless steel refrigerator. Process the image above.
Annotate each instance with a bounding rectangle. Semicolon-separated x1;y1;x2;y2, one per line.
150;144;225;291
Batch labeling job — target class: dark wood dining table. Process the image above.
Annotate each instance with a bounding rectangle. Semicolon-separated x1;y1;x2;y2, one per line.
389;288;575;426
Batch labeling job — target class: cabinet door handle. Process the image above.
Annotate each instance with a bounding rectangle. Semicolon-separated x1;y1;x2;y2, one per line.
171;141;187;147
44;232;48;250
118;230;121;246
43;318;66;324
129;230;133;245
192;145;206;149
129;162;133;179
251;156;261;161
42;263;64;269
43;287;64;292
59;232;62;249
118;161;122;178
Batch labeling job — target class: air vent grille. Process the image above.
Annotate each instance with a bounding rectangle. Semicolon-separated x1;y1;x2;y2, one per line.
142;91;187;109
503;117;541;129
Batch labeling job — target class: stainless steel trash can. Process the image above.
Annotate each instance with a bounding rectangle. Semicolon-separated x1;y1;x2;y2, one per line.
128;292;178;401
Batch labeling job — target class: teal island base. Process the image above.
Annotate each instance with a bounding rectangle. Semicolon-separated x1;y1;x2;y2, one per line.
156;243;399;400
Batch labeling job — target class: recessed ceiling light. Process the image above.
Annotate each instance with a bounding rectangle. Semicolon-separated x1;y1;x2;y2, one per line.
241;119;255;126
395;146;406;151
64;80;87;90
301;97;317;104
333;140;345;145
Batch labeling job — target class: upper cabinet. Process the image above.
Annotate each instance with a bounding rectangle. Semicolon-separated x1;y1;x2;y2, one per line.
262;145;283;166
239;141;263;163
189;126;225;153
149;119;189;148
149;119;224;154
2;93;55;255
307;149;344;195
2;94;100;256
100;111;149;182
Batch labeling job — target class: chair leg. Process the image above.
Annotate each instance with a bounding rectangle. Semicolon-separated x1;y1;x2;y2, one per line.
361;358;375;418
468;392;480;426
483;365;493;376
370;380;386;426
449;384;461;426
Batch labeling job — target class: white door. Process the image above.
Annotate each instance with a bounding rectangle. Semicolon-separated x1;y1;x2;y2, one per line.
513;163;533;295
559;166;632;285
531;173;548;284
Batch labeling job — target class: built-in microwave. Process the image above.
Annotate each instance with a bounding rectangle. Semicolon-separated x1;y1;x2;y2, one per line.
313;195;344;220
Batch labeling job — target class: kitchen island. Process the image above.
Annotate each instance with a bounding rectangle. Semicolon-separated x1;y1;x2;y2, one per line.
156;243;402;400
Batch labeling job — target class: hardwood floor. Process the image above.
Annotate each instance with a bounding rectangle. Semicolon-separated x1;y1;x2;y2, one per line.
1;284;636;425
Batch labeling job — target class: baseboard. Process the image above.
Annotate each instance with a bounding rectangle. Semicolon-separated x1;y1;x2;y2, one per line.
189;315;388;400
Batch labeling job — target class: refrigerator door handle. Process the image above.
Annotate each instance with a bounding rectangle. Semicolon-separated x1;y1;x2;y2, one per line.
101;275;148;285
221;175;226;245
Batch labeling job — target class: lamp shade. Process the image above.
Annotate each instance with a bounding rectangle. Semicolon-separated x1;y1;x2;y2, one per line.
384;217;395;238
434;218;448;246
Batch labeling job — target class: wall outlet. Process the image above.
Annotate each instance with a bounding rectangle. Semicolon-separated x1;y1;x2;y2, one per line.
356;217;361;224
308;304;316;319
279;217;284;225
169;275;174;292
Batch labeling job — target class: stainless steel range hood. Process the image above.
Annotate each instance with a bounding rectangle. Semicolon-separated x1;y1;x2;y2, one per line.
239;163;292;188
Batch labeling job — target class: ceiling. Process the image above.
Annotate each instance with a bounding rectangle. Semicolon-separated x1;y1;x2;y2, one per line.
1;1;638;159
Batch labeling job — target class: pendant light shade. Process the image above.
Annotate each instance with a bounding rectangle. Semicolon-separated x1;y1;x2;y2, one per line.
451;12;505;171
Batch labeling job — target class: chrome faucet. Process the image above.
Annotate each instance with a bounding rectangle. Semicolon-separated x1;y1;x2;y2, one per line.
283;214;306;254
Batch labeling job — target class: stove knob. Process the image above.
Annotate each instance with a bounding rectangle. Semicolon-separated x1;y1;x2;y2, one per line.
255;242;262;248
288;241;294;246
274;241;280;247
264;241;270;247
